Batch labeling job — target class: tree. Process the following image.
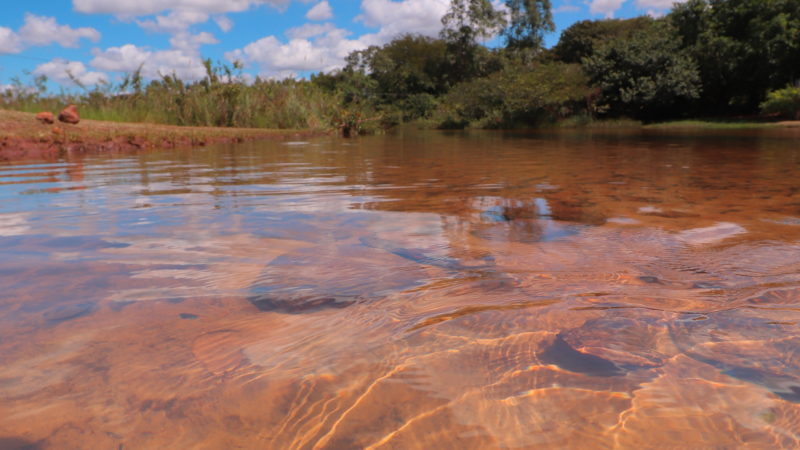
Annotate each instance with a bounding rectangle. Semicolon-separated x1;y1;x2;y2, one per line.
503;0;555;52
669;0;800;114
440;0;506;82
583;21;701;119
441;0;506;44
552;17;654;64
339;35;454;121
441;62;590;128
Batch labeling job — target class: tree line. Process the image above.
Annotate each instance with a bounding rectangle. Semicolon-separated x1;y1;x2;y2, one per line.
2;0;799;131
315;0;800;131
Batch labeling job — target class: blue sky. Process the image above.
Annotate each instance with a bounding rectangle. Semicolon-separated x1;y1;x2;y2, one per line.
0;0;683;90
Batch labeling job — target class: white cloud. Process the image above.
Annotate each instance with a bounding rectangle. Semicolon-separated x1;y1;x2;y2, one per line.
589;0;626;17
554;4;581;14
227;26;368;78
286;23;337;39
0;15;99;54
0;27;22;54
635;0;687;9
169;31;219;53
137;10;210;34
358;0;449;41
214;15;234;32
18;14;101;48
91;45;208;80
306;1;333;21
71;0;290;17
228;0;458;78
590;0;688;17
34;59;108;86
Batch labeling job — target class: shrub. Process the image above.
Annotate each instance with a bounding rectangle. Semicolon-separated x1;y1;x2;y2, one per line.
760;86;800;120
438;62;591;128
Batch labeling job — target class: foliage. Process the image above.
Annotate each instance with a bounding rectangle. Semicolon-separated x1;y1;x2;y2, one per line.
440;0;507;82
583;21;701;119
439;62;590;128
345;35;451;97
1;61;340;130
552;17;653;64
504;0;555;52
669;0;800;113
760;85;800;119
4;0;799;134
441;0;506;44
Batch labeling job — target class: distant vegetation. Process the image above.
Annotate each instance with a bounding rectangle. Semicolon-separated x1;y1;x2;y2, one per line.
2;0;799;133
1;61;340;130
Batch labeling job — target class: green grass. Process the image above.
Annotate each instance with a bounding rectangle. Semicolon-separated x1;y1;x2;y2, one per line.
0;63;347;132
554;116;643;129
645;120;781;129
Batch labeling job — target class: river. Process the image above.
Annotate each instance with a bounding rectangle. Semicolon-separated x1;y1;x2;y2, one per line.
1;128;799;448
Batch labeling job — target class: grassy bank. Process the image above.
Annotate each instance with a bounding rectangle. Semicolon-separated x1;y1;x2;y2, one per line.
644;120;785;130
0;109;326;160
1;63;344;131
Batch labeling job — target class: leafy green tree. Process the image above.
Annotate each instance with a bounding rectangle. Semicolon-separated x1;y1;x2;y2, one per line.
440;0;506;82
670;0;800;113
441;0;506;44
583;21;701;119
503;0;555;52
552;17;653;64
339;35;454;121
440;62;590;128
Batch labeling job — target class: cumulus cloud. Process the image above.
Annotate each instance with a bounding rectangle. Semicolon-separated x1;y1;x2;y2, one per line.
590;0;688;17
214;15;234;32
306;1;333;21
19;14;101;48
71;0;290;17
137;9;211;34
34;59;108;86
285;23;338;39
0;27;23;54
553;3;581;14
0;15;100;54
90;44;208;80
358;0;449;42
589;0;627;17
226;25;368;78
169;31;219;53
228;0;459;78
635;0;687;9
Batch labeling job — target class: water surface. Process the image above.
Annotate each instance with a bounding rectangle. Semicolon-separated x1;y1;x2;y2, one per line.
1;129;800;448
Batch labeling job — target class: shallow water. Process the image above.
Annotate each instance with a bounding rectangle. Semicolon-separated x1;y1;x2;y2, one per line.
1;129;800;448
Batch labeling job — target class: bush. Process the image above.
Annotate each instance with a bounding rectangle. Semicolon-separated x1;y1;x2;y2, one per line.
437;62;591;128
760;86;800;120
583;21;701;120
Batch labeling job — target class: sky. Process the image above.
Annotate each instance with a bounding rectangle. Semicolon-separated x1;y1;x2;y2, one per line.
0;0;686;91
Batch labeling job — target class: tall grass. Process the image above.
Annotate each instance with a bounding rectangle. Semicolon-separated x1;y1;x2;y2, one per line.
0;61;343;130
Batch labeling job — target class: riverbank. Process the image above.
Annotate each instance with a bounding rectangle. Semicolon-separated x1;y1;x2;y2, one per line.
644;120;800;129
0;109;327;161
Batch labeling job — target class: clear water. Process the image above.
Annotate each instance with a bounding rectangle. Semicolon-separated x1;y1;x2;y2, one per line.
1;129;800;448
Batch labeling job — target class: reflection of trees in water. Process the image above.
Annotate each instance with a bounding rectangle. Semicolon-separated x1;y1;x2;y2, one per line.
446;196;598;244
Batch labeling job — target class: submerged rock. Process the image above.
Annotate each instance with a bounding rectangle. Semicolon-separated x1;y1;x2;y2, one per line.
43;302;95;325
58;104;80;125
249;294;358;314
539;334;623;377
